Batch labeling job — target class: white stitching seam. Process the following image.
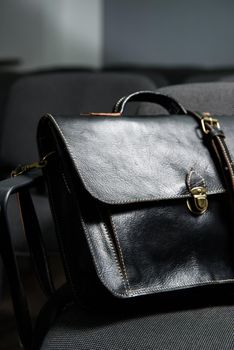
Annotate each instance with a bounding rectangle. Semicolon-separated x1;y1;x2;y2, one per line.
109;216;131;292
80;216;126;296
216;136;234;177
61;172;72;194
114;95;126;112
128;278;234;297
101;221;128;292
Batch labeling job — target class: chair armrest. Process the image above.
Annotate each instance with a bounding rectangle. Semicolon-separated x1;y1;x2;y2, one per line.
0;170;53;349
0;170;42;202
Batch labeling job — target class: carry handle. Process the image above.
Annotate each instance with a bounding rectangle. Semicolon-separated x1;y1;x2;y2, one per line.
113;91;187;115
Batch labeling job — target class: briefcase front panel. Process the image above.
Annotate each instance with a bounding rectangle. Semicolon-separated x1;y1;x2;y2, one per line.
37;113;234;299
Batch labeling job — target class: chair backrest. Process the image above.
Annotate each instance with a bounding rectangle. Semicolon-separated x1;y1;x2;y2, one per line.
220;74;234;82
104;65;206;85
138;82;234;116
104;66;169;87
0;72;156;167
185;73;225;83
0;72;20;115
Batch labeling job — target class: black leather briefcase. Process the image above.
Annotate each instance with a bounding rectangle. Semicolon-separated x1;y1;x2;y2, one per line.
36;91;234;304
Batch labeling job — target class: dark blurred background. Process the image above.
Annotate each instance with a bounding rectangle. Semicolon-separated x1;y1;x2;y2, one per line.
0;0;234;72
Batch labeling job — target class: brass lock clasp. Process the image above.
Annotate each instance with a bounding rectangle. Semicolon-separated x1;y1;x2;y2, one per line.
11;152;55;177
187;186;208;215
200;113;220;134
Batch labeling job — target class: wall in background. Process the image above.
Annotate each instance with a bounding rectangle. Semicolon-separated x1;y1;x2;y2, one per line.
104;0;234;67
0;0;103;70
0;0;234;70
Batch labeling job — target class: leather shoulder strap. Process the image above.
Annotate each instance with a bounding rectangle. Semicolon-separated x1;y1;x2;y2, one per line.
190;111;234;200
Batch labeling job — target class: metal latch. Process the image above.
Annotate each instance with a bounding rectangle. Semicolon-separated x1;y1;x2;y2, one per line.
200;112;220;134
11;152;55;177
187;186;208;215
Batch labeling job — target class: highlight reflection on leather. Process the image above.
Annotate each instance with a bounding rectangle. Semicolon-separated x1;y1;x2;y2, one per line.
37;112;234;299
46;114;234;204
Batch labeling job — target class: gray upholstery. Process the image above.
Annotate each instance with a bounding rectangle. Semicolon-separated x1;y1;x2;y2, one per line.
0;73;19;118
41;302;234;350
105;66;205;85
185;73;227;83
1;72;156;253
0;72;156;167
220;74;234;82
138;82;234;116
105;67;169;87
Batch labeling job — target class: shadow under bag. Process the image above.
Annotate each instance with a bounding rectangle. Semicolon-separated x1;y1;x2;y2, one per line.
37;91;234;304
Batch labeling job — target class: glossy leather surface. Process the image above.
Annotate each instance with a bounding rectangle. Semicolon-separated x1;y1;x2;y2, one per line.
37;112;234;299
43;114;234;204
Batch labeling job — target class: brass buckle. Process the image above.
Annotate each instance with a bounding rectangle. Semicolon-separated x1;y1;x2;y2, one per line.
11;161;46;177
11;152;55;177
201;113;220;134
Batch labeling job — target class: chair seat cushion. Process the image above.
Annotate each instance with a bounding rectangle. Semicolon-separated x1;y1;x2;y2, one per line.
40;302;234;350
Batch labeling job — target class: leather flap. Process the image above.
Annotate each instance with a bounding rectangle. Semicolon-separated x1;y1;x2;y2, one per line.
43;114;234;204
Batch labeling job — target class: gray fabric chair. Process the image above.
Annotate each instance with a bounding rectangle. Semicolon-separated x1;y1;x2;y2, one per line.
38;301;234;350
104;66;169;87
0;73;20;119
220;74;234;82
0;71;156;254
185;73;224;83
184;70;234;84
32;82;234;350
138;82;234;116
105;65;204;85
